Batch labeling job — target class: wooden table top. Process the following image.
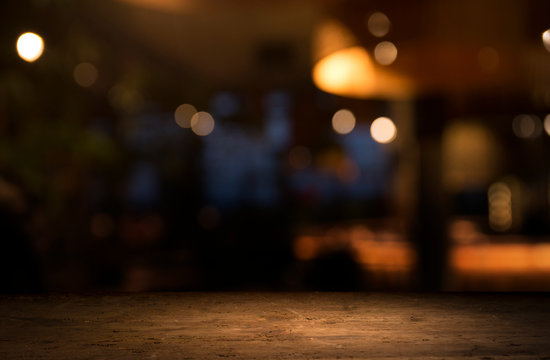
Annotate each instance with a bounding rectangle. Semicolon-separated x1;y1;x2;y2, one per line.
1;292;549;359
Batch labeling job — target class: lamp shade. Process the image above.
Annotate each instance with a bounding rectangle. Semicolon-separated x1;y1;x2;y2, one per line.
311;19;412;99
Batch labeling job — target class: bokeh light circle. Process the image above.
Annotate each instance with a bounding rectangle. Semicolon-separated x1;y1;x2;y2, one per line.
370;116;397;143
175;104;197;128
332;109;356;135
191;111;215;136
73;62;98;87
512;114;542;139
367;12;391;38
374;41;398;65
16;32;44;62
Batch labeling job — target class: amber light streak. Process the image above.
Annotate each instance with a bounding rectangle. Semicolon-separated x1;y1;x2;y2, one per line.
350;233;415;272
293;225;415;273
451;243;550;273
448;220;550;290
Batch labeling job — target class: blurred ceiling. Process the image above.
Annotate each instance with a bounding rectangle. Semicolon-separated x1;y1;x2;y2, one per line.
90;0;550;98
94;0;327;87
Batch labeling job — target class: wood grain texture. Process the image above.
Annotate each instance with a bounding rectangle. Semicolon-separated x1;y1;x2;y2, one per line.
1;293;549;359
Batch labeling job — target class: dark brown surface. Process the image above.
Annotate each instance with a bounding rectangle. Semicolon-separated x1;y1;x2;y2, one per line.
1;292;549;359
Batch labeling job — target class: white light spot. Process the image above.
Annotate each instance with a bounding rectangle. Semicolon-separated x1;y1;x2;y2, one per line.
16;32;44;62
370;116;397;143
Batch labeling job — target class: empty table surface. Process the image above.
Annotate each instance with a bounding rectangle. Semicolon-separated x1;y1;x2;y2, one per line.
1;292;549;359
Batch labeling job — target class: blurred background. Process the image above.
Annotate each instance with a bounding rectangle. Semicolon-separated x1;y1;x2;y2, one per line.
2;0;550;292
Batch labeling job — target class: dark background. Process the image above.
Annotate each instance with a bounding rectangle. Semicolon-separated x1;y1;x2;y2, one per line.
2;0;550;292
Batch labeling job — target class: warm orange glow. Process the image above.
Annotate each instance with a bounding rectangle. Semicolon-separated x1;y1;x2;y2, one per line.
449;220;485;245
350;232;415;272
451;243;550;273
16;32;44;62
312;20;358;63
294;224;415;273
449;226;550;290
370;117;397;143
543;29;550;52
294;236;318;261
312;18;410;99
313;46;374;98
477;47;499;73
312;46;411;99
